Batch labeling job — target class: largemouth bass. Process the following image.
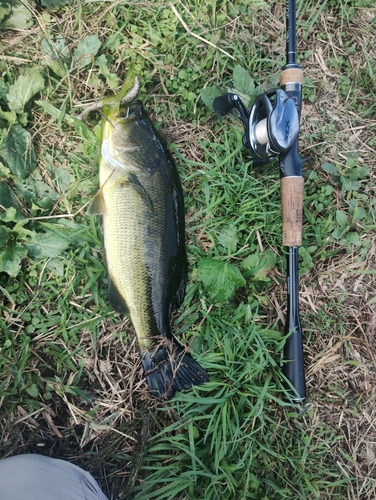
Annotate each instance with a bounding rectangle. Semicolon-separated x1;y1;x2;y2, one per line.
88;75;208;398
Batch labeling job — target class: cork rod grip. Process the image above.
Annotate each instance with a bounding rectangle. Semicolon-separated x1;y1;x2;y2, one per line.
280;67;303;86
281;176;304;247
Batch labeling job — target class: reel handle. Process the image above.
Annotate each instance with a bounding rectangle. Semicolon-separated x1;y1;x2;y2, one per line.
213;93;238;116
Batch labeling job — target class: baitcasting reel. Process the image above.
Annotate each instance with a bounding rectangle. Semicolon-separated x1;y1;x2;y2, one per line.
213;88;299;162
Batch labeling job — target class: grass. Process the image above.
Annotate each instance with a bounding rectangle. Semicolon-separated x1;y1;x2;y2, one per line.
1;0;376;499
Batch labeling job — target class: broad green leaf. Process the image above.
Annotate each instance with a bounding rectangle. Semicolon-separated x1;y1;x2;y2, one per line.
242;253;259;270
51;36;70;59
0;77;9;100
233;65;254;96
358;165;370;179
200;86;220;110
0;207;17;222
3;338;12;349
198;258;245;303
25;231;71;259
1;124;36;179
96;53;111;78
13;219;35;241
0;226;10;247
13;176;59;212
1;0;33;30
340;176;359;192
26;383;39;398
335;210;348;227
39;221;84;245
217;224;238;254
0;161;11;176
0;107;17;124
331;227;346;240
321;163;336;174
49;166;71;192
0;240;28;276
7;69;45;114
351;206;366;221
46;257;65;277
41;0;69;9
40;36;70;77
0;183;19;209
242;249;276;281
73;35;101;69
42;59;67;78
0;1;12;23
346;232;361;247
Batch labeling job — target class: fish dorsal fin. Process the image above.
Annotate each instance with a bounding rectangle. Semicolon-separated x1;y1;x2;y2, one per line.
128;173;154;211
108;276;129;314
87;190;105;215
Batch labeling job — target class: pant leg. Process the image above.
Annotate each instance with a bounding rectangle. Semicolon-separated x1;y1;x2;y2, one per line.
0;454;109;500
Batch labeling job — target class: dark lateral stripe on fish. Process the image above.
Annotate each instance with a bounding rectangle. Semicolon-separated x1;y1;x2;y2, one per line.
142;346;209;399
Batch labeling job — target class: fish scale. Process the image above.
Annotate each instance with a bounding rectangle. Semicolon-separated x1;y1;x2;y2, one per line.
89;93;208;398
103;168;167;349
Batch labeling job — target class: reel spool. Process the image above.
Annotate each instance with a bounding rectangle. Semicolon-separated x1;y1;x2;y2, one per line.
213;88;299;162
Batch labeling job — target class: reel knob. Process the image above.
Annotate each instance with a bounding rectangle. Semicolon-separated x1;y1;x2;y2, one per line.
248;88;299;160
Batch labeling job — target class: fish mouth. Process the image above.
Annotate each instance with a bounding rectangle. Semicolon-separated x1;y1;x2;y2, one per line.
74;75;141;120
118;101;143;122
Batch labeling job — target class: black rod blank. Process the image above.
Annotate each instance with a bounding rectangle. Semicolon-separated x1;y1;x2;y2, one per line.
286;0;297;65
282;247;306;401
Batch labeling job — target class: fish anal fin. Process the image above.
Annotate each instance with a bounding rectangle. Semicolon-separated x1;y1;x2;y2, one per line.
142;345;209;399
108;276;129;314
87;190;105;216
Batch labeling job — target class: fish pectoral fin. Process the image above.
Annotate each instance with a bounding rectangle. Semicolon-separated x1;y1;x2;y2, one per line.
128;173;154;211
108;276;130;314
87;190;105;215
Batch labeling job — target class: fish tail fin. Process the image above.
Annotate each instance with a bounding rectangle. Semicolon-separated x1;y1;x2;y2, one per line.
142;345;209;399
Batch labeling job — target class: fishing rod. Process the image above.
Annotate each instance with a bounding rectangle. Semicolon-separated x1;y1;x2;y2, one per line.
213;0;306;402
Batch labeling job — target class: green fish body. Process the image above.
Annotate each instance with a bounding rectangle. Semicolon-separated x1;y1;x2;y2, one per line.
90;95;208;398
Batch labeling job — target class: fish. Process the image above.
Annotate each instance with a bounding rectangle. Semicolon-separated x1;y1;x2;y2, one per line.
88;72;208;398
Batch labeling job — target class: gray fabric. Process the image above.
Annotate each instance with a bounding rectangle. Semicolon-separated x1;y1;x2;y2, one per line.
0;454;109;500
